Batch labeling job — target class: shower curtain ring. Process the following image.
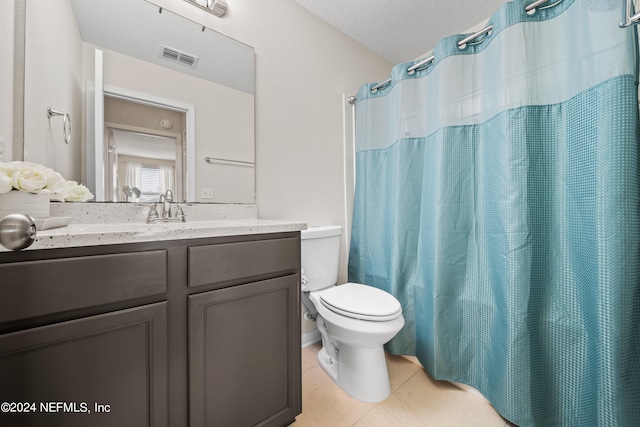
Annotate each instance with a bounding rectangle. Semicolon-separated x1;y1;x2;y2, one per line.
525;0;563;15
457;25;493;50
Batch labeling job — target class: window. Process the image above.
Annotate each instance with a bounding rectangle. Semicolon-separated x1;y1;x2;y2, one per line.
125;164;175;202
139;167;163;202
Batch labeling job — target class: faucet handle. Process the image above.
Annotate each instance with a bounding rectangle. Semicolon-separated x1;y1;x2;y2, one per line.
175;204;186;222
146;203;160;223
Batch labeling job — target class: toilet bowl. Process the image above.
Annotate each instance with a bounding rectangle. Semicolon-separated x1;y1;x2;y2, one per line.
301;226;405;402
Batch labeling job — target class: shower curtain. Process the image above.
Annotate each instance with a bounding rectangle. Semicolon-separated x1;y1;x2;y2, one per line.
348;1;640;425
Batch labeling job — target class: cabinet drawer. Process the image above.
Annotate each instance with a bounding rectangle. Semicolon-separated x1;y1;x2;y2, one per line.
188;237;299;289
0;250;167;323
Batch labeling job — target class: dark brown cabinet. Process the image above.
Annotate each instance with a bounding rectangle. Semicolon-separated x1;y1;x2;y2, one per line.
0;232;301;427
0;302;168;426
189;275;300;427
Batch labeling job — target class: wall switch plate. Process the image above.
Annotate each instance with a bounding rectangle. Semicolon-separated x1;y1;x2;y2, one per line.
201;187;213;199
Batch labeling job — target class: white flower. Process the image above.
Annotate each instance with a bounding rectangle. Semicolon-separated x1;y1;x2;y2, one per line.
63;182;94;202
0;161;25;178
9;163;48;192
43;168;71;201
0;161;94;202
49;179;76;202
0;172;12;194
43;167;68;192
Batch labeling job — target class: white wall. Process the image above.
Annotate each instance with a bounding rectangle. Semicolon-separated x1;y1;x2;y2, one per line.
23;0;82;183
0;0;19;162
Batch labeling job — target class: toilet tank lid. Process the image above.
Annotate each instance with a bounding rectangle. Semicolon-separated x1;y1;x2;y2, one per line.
301;225;343;239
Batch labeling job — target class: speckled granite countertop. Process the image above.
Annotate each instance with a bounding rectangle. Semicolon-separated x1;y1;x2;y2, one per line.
0;203;307;252
22;218;306;251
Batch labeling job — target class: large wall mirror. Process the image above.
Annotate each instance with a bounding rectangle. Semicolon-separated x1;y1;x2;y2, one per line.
21;0;255;203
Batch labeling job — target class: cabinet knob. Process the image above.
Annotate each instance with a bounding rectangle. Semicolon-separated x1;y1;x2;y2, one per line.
0;213;37;251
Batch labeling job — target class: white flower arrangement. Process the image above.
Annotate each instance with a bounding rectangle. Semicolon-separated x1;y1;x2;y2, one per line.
0;161;94;202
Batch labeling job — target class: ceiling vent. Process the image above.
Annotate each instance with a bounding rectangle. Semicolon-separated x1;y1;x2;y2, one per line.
159;45;199;68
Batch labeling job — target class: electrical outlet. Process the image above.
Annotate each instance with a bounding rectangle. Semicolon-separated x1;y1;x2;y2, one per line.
201;187;213;199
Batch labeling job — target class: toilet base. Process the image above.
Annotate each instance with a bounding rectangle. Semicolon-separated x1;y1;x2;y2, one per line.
317;344;391;403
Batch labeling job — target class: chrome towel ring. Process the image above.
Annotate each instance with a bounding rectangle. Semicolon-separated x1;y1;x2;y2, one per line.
47;107;71;144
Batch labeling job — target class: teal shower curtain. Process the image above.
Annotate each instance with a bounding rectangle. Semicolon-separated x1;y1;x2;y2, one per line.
348;1;640;425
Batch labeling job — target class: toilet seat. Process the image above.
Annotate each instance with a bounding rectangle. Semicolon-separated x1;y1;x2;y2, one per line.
319;283;402;322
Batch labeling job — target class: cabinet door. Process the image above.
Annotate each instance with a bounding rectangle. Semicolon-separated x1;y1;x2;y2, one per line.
0;302;168;427
189;275;301;427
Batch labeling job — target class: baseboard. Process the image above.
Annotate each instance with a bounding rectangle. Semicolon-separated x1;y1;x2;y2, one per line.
301;329;321;348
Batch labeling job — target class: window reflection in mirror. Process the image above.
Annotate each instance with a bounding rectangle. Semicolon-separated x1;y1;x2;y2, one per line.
104;95;186;202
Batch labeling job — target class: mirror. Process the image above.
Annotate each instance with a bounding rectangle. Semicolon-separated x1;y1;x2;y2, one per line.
22;0;255;203
104;96;187;203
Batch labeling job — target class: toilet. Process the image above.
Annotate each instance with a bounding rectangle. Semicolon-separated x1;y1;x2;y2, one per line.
300;225;405;402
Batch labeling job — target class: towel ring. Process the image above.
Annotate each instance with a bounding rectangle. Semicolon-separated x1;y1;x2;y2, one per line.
47;107;71;144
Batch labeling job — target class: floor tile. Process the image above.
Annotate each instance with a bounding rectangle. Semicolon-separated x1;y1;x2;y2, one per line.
301;346;319;372
295;343;510;427
352;405;406;427
381;369;506;427
291;365;375;427
385;353;421;391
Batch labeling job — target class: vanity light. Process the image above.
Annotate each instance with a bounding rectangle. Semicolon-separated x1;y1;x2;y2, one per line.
184;0;227;17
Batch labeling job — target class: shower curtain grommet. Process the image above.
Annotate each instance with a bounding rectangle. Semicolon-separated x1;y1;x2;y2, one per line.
525;0;564;15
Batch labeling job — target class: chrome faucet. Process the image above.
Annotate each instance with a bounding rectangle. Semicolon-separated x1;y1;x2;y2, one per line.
146;189;186;223
162;189;173;219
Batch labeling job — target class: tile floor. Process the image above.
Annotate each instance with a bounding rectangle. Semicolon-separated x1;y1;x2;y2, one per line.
291;342;517;427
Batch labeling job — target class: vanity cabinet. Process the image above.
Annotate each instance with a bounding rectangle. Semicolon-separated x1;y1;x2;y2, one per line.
189;275;299;427
0;231;302;427
0;302;168;427
187;236;301;427
0;248;169;426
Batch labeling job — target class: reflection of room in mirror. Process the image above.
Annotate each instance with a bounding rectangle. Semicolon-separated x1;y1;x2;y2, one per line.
19;0;256;203
104;96;186;203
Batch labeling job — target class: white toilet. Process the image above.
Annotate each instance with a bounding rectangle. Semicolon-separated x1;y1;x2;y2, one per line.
300;225;405;402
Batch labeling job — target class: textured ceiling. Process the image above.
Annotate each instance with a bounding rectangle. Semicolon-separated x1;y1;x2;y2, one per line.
292;0;508;65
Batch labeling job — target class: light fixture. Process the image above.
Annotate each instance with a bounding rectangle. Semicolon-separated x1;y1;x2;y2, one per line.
184;0;227;17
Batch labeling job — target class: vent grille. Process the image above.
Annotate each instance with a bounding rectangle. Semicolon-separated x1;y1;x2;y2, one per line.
159;45;199;68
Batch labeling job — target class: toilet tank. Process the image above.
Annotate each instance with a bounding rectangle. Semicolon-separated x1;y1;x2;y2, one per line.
300;225;342;291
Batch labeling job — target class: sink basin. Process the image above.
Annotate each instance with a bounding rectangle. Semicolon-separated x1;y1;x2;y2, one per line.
73;223;182;233
71;220;245;234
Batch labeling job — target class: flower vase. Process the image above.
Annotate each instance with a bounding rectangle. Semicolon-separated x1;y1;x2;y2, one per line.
0;191;50;220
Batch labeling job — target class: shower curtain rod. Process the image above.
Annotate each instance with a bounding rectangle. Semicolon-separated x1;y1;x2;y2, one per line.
369;24;494;93
360;0;563;97
621;0;640;27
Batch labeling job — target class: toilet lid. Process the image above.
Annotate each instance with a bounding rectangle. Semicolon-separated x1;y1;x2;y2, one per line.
319;283;402;322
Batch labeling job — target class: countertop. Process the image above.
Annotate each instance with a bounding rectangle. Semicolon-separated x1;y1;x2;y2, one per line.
1;218;307;252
